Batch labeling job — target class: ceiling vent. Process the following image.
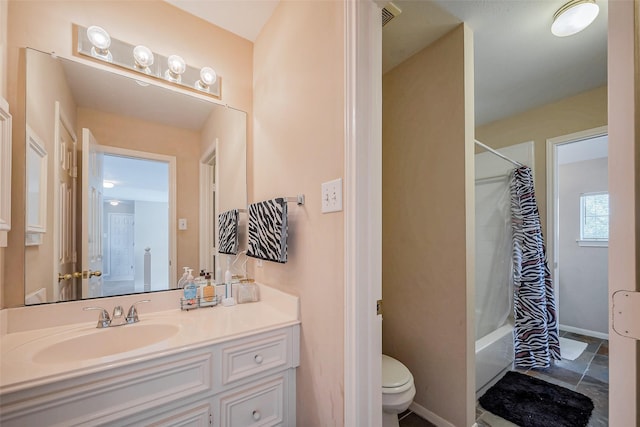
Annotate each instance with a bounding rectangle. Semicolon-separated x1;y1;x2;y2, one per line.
382;2;402;27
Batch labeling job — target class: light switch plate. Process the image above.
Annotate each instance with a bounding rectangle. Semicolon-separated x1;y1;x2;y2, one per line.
178;218;187;230
321;178;343;213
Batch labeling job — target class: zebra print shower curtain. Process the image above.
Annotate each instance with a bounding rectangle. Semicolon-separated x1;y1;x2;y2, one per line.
510;166;561;368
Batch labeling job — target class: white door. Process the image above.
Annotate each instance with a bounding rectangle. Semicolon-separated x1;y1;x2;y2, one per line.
53;102;78;302
81;128;104;298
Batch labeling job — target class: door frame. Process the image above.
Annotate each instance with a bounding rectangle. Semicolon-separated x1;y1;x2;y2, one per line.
344;0;383;425
100;145;177;291
545;125;608;320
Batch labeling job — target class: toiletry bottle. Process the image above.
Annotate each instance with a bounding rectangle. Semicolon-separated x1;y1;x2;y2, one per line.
224;256;233;299
216;264;222;285
177;266;189;289
183;268;198;306
202;272;215;302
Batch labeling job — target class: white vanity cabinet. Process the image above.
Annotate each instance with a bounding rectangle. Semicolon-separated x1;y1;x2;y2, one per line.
0;325;300;427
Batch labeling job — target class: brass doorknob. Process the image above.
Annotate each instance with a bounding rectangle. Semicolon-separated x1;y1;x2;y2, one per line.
82;270;102;279
58;273;72;282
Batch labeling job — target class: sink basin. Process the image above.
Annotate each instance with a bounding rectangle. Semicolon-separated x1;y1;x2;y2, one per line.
32;323;180;364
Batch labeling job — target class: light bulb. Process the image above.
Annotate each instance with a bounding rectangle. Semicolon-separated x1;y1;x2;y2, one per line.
133;45;154;72
196;66;217;91
165;55;186;83
86;25;112;62
551;0;599;37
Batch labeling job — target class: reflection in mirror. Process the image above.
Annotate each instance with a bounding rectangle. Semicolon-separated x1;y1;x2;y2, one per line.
23;48;247;306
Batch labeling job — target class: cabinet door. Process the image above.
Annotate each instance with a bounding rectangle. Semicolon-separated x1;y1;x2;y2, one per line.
218;374;287;427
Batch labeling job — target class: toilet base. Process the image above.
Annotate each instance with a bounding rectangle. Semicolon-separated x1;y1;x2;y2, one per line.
382;410;401;427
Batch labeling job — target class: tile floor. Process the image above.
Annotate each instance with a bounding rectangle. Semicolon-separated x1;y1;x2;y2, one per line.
399;331;609;427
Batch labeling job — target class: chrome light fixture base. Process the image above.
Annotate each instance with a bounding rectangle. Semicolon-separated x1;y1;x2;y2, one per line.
75;24;221;99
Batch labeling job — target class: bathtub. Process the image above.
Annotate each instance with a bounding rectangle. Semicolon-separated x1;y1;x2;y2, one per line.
475;322;514;393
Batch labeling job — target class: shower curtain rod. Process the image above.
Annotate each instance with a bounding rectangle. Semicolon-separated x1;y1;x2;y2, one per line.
475;139;524;168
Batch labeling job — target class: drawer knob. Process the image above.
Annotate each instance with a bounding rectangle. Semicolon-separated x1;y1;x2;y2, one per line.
252;410;261;421
254;354;263;364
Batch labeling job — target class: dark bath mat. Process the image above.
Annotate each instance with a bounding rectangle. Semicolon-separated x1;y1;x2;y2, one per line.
478;371;594;427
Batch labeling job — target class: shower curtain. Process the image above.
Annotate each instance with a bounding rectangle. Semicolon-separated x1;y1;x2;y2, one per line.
510;166;561;368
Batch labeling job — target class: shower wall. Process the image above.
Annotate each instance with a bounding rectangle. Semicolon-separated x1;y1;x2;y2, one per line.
474;141;533;392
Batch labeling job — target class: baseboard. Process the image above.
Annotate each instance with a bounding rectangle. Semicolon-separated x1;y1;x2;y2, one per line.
409;401;455;427
560;324;609;340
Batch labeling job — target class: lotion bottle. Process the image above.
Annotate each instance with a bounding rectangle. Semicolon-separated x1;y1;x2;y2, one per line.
177;266;189;289
222;256;236;306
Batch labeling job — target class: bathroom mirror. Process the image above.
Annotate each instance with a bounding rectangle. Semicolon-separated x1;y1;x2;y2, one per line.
21;48;247;305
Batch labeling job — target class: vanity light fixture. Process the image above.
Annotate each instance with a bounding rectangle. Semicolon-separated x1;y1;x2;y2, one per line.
86;25;112;62
165;55;186;83
196;67;217;92
551;0;599;37
133;45;154;73
76;25;221;99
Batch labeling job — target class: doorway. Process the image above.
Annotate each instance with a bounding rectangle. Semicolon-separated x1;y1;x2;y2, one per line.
546;127;609;424
101;152;172;296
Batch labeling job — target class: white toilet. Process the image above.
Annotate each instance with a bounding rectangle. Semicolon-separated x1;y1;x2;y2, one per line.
382;354;416;427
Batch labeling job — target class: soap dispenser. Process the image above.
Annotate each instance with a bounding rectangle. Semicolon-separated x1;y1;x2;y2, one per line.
177;267;189;289
183;268;198;307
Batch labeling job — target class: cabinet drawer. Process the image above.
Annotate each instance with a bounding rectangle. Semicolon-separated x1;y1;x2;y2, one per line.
221;331;289;385
219;375;285;427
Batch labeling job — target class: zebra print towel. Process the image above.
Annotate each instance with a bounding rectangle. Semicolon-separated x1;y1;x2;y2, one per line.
218;209;239;255
247;198;288;263
510;167;561;369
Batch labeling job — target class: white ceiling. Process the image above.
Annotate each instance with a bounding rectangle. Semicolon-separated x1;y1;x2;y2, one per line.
384;0;608;125
165;0;280;42
166;0;607;127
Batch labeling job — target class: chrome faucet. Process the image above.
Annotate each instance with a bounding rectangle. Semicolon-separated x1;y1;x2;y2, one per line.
84;300;151;328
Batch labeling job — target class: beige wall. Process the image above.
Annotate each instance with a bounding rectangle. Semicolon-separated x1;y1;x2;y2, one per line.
253;1;345;424
4;0;253;307
382;25;475;427
0;0;7;99
23;49;78;300
476;85;607;233
78;107;201;282
608;0;639;424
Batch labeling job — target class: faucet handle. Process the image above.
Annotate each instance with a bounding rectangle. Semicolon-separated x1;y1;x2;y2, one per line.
112;305;124;319
83;306;111;328
126;299;151;324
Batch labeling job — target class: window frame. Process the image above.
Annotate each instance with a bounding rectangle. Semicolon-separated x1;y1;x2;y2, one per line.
578;191;609;247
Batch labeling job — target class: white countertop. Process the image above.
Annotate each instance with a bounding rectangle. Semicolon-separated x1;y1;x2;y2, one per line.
0;284;299;395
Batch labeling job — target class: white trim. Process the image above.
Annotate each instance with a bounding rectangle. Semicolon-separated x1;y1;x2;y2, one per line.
409;401;455;427
545;125;608;314
0;96;12;247
199;140;217;275
577;240;608;247
100;145;177;289
560;324;609;340
344;0;383;425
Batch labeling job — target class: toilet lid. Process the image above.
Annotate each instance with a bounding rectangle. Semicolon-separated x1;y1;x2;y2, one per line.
382;354;412;389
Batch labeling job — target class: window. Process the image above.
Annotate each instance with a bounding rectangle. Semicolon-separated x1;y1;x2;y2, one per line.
580;192;609;243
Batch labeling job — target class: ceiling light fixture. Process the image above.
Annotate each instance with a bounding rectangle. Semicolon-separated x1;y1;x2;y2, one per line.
133;45;154;74
86;25;113;62
165;55;186;83
103;180;115;189
196;67;217;92
109;200;120;206
551;0;599;37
